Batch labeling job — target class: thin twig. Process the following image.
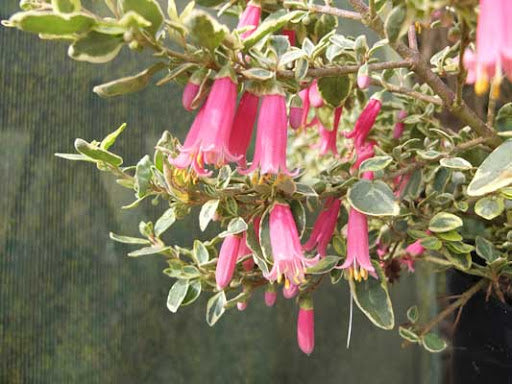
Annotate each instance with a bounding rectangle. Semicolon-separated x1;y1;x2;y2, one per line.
277;60;412;79
455;20;469;107
370;78;443;105
306;3;362;20
408;25;418;52
420;279;486;336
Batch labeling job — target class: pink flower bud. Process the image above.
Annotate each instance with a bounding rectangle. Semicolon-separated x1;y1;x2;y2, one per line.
237;301;248;311
345;98;382;149
265;288;277;307
357;74;371;89
215;235;242;290
297;299;314;355
393;110;407;139
182;82;200;111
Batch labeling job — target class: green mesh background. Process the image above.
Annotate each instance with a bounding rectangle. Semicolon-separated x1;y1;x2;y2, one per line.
0;1;438;383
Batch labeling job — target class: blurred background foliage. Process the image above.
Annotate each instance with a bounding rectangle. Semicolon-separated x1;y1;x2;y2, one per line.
0;0;438;382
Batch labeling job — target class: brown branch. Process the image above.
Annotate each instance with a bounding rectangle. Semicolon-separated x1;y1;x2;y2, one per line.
277;60;412;79
370;78;443;106
306;3;362;20
420;279;486;336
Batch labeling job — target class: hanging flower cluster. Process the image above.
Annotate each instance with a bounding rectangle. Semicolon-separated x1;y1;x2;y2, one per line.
12;0;512;359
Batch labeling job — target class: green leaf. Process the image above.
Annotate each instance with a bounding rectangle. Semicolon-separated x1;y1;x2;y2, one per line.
305;256;340;274
199;199;219;231
467;140;512;196
406;305;419;323
245;222;269;275
399;326;420;343
68;31;123;63
419;236;442;250
74;138;123;166
294;57;309;80
128;246;166;257
428;212;463;233
317;75;352;107
385;5;407;43
241;68;274;81
417;150;442;160
444;252;472;270
440;157;473;170
400;169;422;199
109;232;151;245
181;280;201;307
7;11;95;35
119;0;164;35
243;10;304;49
436;230;463;242
100;123;126;150
94;62;166;97
279;48;307;67
181;279;202;306
206;291;226;326
185;10;228;51
52;0;80;13
474;196;505;220
359;156;393;174
259;206;274;264
290;200;306;238
475;236;499;264
348;179;400;217
349;262;394;330
193;240;209;265
421;332;447;353
195;0;224;6
135;155;152;198
445;242;475;254
496;103;512;133
167;279;189;313
154;207;176;236
55;153;95;162
219;217;248;238
295;183;318;198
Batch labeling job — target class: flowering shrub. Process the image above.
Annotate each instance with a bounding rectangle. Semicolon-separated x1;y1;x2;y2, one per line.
4;0;512;355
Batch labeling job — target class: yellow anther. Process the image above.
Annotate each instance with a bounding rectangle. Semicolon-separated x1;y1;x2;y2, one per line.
348;267;354;281
475;74;489;96
354;268;361;282
361;268;368;281
491;76;502;99
284;278;290;289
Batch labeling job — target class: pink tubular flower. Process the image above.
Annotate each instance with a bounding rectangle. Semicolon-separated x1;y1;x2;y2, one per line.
340;207;375;281
314;107;342;156
403;239;426;272
393;110;407;139
238;0;261;39
303;197;341;257
351;140;376;174
265;284;277;307
463;0;512;95
170;72;239;176
345;97;382;149
241;93;296;176
264;203;319;285
283;283;299;299
297;297;314;355
215;234;242;290
229;91;259;166
309;80;324;108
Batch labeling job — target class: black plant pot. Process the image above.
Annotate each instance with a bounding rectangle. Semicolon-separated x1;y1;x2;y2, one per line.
449;271;512;383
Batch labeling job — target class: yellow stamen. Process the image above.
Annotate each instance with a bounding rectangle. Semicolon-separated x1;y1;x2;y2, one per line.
361;268;368;281
353;268;361;282
348;267;354;281
284;278;290;289
491;76;502;99
475;72;489;96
